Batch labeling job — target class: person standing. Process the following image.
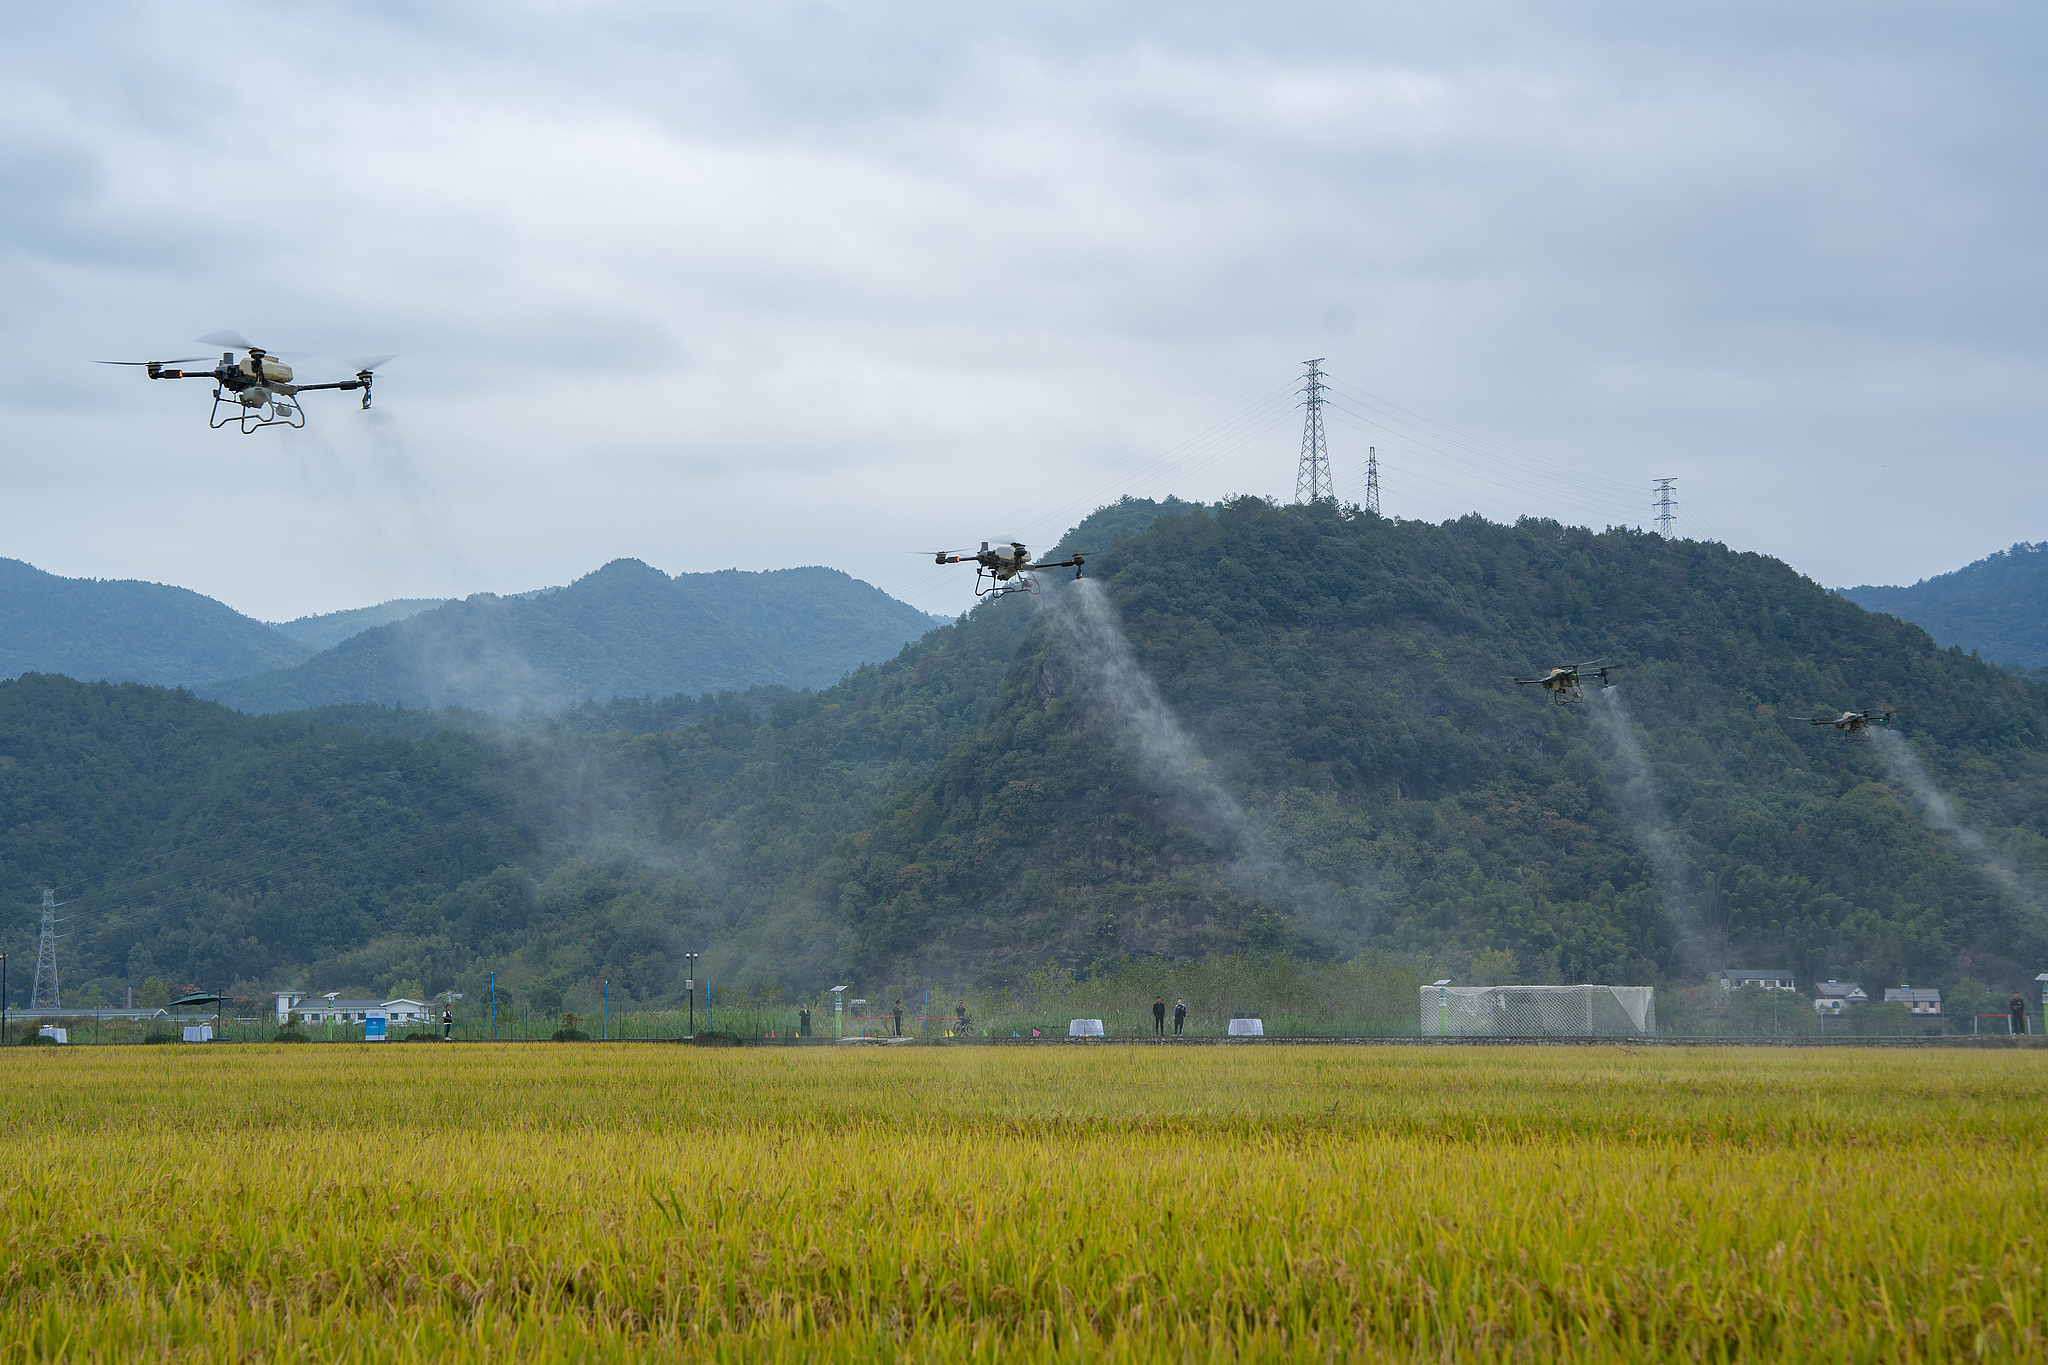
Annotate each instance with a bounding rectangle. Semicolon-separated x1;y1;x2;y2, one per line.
1153;996;1167;1036
442;1007;453;1041
799;1005;811;1038
1173;999;1187;1036
2012;992;2029;1036
893;1000;904;1036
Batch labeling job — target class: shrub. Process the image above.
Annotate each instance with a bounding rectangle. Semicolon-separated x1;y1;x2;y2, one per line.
551;1028;592;1042
273;1029;310;1043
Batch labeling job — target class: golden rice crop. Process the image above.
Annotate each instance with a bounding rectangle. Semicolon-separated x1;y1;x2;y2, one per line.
0;1044;2040;1362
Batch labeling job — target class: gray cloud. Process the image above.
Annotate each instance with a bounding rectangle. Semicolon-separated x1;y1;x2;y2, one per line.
3;1;2044;619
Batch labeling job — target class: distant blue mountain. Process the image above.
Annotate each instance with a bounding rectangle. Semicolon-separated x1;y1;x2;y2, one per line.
0;558;312;685
1841;542;2048;672
271;598;454;651
201;560;945;714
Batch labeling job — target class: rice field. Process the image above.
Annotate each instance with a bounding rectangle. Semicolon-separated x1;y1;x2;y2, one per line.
0;1044;2041;1362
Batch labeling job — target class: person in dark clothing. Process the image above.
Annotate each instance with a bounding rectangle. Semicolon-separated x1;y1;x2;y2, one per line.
2013;993;2029;1036
442;1008;453;1041
799;1006;811;1037
955;1003;969;1035
1153;996;1167;1035
893;1001;904;1036
1173;999;1187;1036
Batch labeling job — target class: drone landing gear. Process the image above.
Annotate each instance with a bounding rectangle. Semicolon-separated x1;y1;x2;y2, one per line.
209;388;305;433
975;570;1040;599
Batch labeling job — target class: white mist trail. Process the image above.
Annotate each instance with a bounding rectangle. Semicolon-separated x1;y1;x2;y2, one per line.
1586;687;1704;969
1867;728;2047;920
1048;580;1252;851
1870;729;1986;853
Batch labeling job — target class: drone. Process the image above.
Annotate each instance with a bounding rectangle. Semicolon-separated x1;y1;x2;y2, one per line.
931;541;1087;599
1511;660;1618;704
1792;708;1893;739
100;331;394;433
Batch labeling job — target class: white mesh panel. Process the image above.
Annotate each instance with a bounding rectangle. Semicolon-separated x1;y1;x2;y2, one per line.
1419;985;1656;1037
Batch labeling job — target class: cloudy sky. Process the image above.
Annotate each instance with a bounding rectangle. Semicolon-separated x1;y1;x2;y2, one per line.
4;1;2043;619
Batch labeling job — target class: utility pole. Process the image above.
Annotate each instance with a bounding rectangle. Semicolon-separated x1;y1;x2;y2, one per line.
683;953;699;1038
1653;478;1677;538
1365;446;1381;516
1295;358;1333;503
31;890;61;1011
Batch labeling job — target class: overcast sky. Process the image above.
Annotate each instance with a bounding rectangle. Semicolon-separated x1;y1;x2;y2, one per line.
4;1;2043;620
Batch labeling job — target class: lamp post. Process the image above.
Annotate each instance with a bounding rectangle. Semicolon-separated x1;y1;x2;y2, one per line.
1433;980;1451;1038
831;985;851;1038
683;953;699;1038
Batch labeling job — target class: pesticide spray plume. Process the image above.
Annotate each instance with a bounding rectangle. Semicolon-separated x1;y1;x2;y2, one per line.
1585;687;1708;973
1045;579;1362;949
1868;728;2044;915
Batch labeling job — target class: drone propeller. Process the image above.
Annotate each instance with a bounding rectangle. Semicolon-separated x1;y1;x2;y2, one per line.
194;330;311;358
345;354;397;373
98;357;206;367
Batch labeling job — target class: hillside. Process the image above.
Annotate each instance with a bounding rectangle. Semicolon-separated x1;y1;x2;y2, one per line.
5;499;2046;1017
1842;542;2048;671
200;561;944;714
0;558;313;686
271;597;454;651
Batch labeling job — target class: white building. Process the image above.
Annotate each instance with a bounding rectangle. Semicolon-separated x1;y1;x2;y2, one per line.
1813;980;1869;1014
1883;985;1943;1016
275;992;435;1031
1721;969;1796;991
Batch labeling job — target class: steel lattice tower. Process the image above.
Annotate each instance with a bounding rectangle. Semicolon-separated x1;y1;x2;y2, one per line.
1653;478;1677;538
1295;358;1333;502
31;889;61;1010
1365;446;1381;515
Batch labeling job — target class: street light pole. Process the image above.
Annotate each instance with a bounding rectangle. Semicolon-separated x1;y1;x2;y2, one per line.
684;953;699;1038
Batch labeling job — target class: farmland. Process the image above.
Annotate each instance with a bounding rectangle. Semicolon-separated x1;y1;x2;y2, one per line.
0;1045;2041;1361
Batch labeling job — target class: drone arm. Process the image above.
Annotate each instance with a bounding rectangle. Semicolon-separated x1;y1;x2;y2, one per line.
294;376;375;409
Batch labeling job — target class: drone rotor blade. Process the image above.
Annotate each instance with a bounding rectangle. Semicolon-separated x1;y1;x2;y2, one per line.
196;329;258;351
99;357;208;367
345;354;397;372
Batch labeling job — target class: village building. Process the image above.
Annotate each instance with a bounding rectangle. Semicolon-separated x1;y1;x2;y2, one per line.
1813;980;1869;1014
1883;985;1942;1016
274;992;434;1031
1720;969;1796;991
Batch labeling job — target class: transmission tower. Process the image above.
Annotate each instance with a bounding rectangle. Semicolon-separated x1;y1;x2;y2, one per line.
1365;446;1381;515
1653;478;1677;538
31;889;61;1010
1295;358;1333;502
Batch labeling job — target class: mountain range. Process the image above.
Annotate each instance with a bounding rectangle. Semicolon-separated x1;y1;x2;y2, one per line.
1841;542;2048;673
1;557;942;712
4;497;2043;1017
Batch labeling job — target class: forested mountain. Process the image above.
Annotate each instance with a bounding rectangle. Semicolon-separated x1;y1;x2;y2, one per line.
200;561;945;714
0;558;312;685
1842;542;2048;671
4;499;2045;1017
270;598;454;651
